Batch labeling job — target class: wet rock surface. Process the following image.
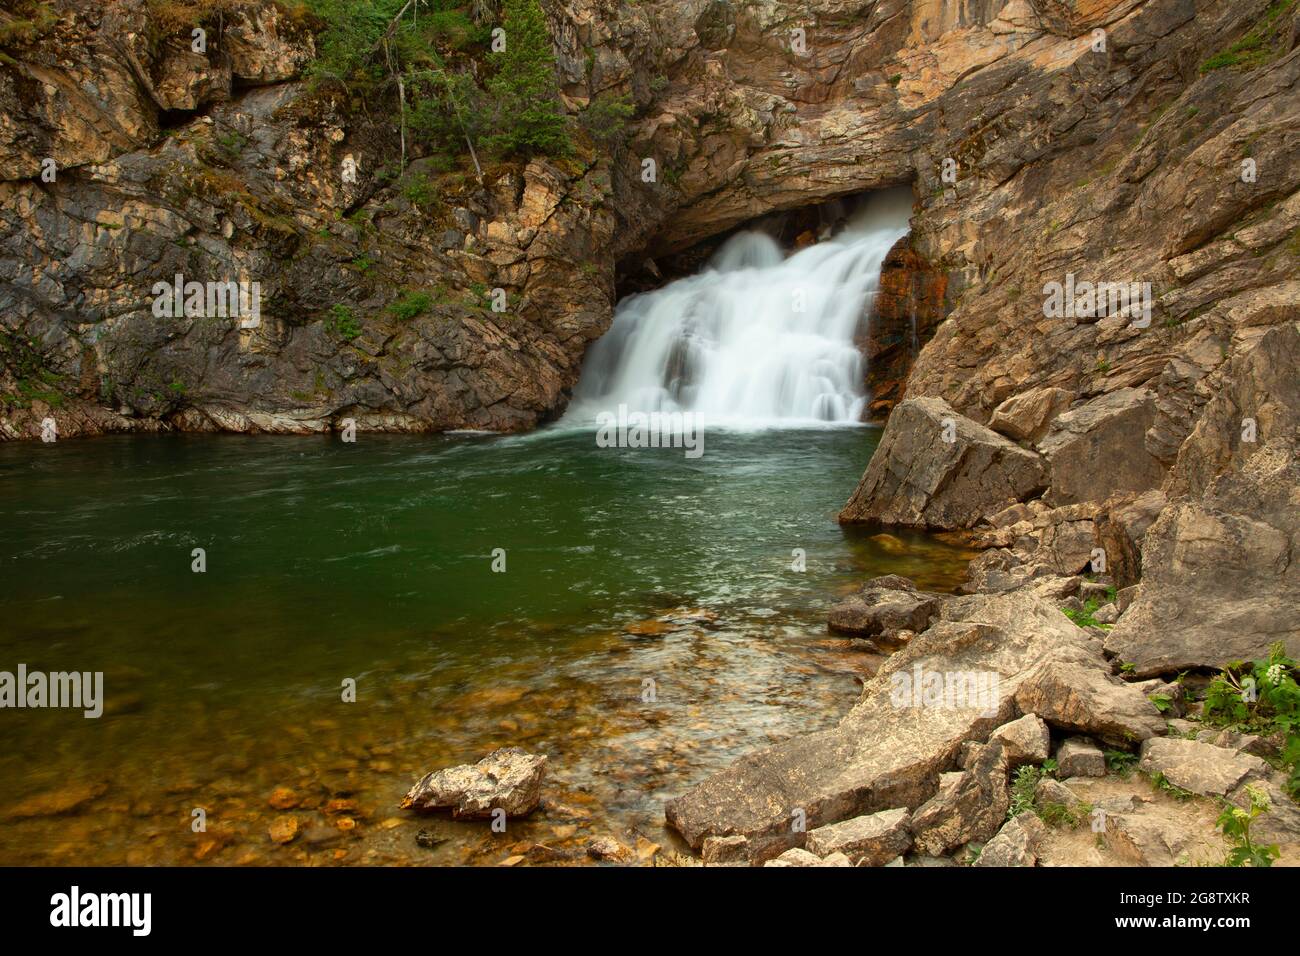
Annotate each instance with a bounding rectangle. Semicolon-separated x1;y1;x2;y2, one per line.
401;748;548;819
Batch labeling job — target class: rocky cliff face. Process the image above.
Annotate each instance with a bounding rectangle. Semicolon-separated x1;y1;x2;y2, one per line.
7;0;1294;445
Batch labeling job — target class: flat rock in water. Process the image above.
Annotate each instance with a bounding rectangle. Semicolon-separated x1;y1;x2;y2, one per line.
827;577;941;638
401;747;546;819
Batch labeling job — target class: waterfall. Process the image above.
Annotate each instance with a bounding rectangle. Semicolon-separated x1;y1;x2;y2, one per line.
567;187;913;428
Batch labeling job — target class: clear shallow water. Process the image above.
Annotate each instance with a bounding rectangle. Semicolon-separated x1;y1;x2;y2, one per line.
0;427;974;865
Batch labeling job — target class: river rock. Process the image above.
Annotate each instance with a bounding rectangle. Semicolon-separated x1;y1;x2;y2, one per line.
665;588;1115;856
804;807;912;866
838;397;1047;530
701;834;750;865
763;848;851;868
1137;737;1268;798
586;836;633;862
401;748;546;819
827;576;941;637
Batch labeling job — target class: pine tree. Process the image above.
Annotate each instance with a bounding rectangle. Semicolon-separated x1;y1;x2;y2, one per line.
483;0;571;158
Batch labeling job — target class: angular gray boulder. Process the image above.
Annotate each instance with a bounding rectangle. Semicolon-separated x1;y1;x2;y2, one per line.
1138;737;1268;798
988;386;1073;443
990;713;1051;768
975;812;1048;867
839;397;1047;530
910;739;1010;856
1012;660;1165;746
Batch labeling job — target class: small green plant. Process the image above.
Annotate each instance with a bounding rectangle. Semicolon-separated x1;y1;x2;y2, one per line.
350;253;376;273
1150;771;1195;801
1204;642;1300;798
1039;800;1089;829
1008;765;1044;819
1217;784;1280;867
1200;0;1298;73
1105;749;1138;776
388;291;432;322
167;379;188;396
1063;597;1111;629
326;304;362;341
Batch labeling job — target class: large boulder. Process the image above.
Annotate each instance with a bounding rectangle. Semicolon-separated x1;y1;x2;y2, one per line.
1036;388;1166;507
401;748;546;819
663;589;1103;856
1013;660;1165;746
839;397;1047;530
1105;324;1300;675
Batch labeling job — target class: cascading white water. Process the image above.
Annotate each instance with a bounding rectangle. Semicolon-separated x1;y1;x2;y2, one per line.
567;187;913;428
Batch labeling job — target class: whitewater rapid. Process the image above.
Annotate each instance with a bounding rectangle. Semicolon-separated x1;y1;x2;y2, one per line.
566;187;913;428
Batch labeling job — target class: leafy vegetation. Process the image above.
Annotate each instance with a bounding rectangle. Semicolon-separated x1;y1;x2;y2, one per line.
326;304;362;340
1008;764;1046;819
1203;642;1300;798
1217;784;1280;867
299;0;572;173
1104;749;1138;776
579;90;636;149
388;290;432;321
1063;596;1111;629
0;331;65;409
1200;0;1298;73
0;1;57;52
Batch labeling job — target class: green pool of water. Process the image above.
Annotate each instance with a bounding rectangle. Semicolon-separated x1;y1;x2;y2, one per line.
0;425;974;865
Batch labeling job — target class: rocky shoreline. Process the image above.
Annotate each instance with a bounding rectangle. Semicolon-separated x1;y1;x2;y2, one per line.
658;321;1300;866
